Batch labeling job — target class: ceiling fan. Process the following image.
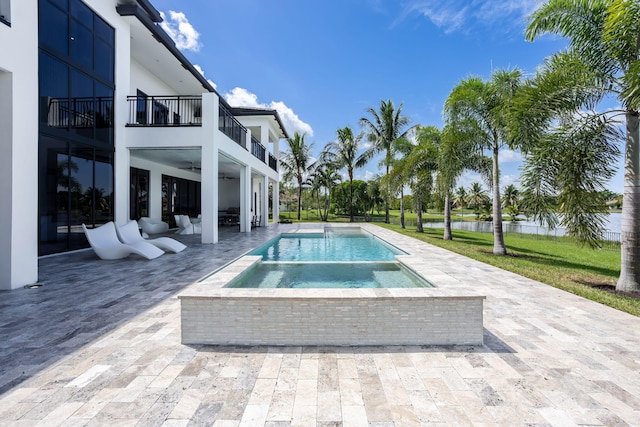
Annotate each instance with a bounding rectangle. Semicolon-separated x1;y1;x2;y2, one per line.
179;161;201;172
218;173;237;180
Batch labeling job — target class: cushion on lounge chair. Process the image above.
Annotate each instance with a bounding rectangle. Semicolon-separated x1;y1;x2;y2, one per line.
117;220;186;253
82;222;164;260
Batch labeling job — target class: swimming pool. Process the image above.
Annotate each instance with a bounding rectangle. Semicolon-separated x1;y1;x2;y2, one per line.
235;228;428;289
226;261;433;289
249;228;403;262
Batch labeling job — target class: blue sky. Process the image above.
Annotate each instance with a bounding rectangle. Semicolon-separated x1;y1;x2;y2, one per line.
150;0;625;194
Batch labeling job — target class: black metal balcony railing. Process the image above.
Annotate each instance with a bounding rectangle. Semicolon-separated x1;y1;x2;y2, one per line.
251;136;266;163
268;153;278;172
218;104;247;148
45;96;113;130
126;95;202;126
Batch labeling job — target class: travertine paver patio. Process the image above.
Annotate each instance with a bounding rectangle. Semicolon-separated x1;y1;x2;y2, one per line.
0;223;639;426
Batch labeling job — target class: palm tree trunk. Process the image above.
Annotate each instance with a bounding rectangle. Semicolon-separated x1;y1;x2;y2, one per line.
443;192;452;240
617;111;640;292
297;182;302;221
492;145;506;255
385;163;390;224
400;188;405;229
416;197;423;233
349;178;354;223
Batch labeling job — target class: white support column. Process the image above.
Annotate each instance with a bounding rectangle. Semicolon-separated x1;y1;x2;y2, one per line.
149;168;163;219
201;93;219;244
261;175;268;227
240;165;251;232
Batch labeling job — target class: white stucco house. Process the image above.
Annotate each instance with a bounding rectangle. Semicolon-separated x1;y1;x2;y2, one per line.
0;0;287;290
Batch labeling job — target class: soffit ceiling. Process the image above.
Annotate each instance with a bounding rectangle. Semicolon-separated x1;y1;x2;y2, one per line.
130;149;240;177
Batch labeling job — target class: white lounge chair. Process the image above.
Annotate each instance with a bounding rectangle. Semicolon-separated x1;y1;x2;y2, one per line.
175;214;201;235
82;222;164;260
138;217;169;235
117;220;186;253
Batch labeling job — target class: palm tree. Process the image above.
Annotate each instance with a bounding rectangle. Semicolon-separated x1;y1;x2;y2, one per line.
384;126;439;232
437;125;492;240
468;182;489;220
321;126;367;222
307;161;341;221
515;0;640;292
452;186;468;215
501;184;520;221
359;99;412;224
280;132;313;220
444;69;523;254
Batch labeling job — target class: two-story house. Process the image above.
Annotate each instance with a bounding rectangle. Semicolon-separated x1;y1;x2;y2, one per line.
0;0;287;290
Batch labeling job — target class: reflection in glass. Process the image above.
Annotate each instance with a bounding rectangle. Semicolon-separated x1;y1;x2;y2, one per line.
39;53;69;129
70;69;93;139
39;0;69;54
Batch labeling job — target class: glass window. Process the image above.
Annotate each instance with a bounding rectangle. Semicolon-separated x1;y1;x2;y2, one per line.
130;168;149;220
94;37;114;81
49;0;67;11
70;18;93;69
39;0;69;54
70;0;92;31
94;150;114;226
39;137;69;255
39;53;69;129
94;15;113;46
95;82;113;144
70;69;93;139
69;146;93;250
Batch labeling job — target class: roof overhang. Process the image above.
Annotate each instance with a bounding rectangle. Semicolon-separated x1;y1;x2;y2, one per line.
230;107;289;139
116;0;232;108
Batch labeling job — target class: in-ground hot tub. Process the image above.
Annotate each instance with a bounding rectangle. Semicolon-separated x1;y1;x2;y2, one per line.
178;226;485;346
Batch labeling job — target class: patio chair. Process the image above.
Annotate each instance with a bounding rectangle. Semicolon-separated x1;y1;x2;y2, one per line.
175;214;194;235
116;220;186;253
82;222;164;260
138;217;169;235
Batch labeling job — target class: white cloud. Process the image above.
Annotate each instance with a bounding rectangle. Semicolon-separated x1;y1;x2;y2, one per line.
160;11;202;52
398;0;539;35
224;87;314;137
499;149;523;164
193;64;217;89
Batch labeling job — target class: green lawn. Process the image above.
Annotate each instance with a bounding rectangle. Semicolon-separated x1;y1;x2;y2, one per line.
376;223;640;316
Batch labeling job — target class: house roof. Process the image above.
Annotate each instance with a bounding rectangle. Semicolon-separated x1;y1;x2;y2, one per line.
116;0;232;109
230;107;290;139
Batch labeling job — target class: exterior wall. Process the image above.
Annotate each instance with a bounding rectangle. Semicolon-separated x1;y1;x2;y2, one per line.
130;59;180;96
181;295;484;346
219;180;241;210
0;0;39;289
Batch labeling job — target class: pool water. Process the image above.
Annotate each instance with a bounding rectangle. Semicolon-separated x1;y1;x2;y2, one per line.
249;229;404;262
226;262;433;289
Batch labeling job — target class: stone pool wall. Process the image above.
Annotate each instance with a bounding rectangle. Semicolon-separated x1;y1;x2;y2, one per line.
179;253;486;346
181;290;484;346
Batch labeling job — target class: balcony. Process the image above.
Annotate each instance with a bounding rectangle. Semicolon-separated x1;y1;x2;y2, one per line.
127;95;202;126
251;136;266;163
218;104;247;148
268;153;278;172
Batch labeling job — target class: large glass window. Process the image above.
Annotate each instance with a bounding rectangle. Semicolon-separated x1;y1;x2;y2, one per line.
38;0;115;255
130;168;149;220
162;175;201;227
39;138;114;255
